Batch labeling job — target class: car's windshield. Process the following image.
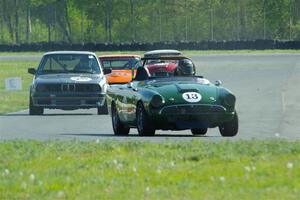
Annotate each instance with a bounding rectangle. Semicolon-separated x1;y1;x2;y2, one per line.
101;58;140;70
143;76;209;85
138;76;210;85
38;54;101;74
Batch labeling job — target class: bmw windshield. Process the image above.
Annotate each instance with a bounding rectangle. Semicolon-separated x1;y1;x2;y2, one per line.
37;54;101;75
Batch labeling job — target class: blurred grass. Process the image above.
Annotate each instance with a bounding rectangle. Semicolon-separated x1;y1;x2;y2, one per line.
0;60;38;114
0;140;299;199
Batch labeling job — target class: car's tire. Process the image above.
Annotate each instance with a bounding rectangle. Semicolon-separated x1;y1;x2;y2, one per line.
111;103;129;136
97;99;108;115
136;102;155;136
29;97;44;115
191;128;208;135
219;111;238;137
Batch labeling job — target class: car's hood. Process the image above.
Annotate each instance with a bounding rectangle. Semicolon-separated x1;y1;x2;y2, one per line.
142;80;219;105
108;70;132;77
34;74;102;84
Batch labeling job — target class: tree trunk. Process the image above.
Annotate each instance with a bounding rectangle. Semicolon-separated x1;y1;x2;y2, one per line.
64;0;72;43
81;9;84;43
158;0;162;41
2;0;14;42
26;0;31;43
0;15;3;43
47;5;51;42
130;0;136;42
14;0;19;44
107;0;113;42
210;7;214;41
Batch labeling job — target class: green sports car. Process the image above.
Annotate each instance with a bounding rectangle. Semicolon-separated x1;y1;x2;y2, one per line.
106;56;238;137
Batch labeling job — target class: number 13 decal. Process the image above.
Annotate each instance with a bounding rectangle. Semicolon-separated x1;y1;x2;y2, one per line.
182;92;202;103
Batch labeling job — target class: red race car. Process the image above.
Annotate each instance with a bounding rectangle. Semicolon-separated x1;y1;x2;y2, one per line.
143;50;183;77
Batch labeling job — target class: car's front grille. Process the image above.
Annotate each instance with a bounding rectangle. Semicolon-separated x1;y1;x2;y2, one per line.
160;104;226;115
36;84;101;93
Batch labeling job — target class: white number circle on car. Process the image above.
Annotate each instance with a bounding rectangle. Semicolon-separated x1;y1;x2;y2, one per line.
182;92;202;103
71;77;92;82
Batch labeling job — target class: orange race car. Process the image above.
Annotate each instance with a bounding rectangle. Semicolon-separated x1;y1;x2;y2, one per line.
99;55;141;84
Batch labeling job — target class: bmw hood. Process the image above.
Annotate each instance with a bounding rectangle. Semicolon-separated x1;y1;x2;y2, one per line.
34;74;103;84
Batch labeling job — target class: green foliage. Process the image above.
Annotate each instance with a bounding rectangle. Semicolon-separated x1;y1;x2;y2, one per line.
0;140;300;199
0;0;299;44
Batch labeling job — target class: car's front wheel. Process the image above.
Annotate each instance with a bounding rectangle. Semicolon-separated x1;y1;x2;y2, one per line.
29;97;44;115
97;99;108;115
219;111;238;137
111;103;129;136
191;128;207;135
136;102;155;136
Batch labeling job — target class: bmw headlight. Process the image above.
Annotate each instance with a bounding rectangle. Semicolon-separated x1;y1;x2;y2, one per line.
151;95;165;108
36;84;47;92
92;84;101;92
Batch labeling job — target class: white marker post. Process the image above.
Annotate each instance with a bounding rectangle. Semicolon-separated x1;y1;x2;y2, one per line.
5;77;22;91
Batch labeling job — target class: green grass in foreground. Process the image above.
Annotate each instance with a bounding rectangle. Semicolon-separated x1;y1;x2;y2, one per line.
0;60;38;114
0;140;299;199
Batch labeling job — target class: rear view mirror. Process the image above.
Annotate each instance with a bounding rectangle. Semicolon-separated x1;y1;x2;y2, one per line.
28;68;36;75
103;68;112;75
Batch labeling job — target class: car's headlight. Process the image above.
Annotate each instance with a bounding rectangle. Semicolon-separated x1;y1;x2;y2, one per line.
151;95;165;108
223;94;236;107
36;84;47;92
92;84;101;92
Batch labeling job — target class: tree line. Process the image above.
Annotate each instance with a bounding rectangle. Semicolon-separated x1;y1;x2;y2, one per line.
0;0;299;44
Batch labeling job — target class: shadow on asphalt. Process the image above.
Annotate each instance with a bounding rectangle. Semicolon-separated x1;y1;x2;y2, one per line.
60;133;219;138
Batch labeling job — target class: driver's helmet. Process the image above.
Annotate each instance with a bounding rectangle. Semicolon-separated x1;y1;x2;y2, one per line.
175;58;195;76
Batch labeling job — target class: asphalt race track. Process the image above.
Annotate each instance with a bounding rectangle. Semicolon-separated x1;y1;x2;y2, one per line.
0;53;299;141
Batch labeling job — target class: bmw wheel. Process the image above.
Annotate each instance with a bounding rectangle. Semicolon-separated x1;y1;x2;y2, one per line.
29;97;44;115
97;99;108;115
191;128;207;135
136;102;155;136
219;111;238;137
111;103;129;136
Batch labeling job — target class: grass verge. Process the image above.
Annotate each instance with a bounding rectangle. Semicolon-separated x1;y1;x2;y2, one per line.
0;60;38;114
0;140;299;199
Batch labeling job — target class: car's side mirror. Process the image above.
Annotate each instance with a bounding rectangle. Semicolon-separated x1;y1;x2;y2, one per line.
215;80;222;86
127;82;138;91
103;68;112;75
28;68;36;75
127;82;133;88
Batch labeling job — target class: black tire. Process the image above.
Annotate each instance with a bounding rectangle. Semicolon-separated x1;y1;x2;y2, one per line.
219;111;238;137
29;97;43;115
111;103;129;136
136;102;155;136
191;128;208;135
97;99;108;115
